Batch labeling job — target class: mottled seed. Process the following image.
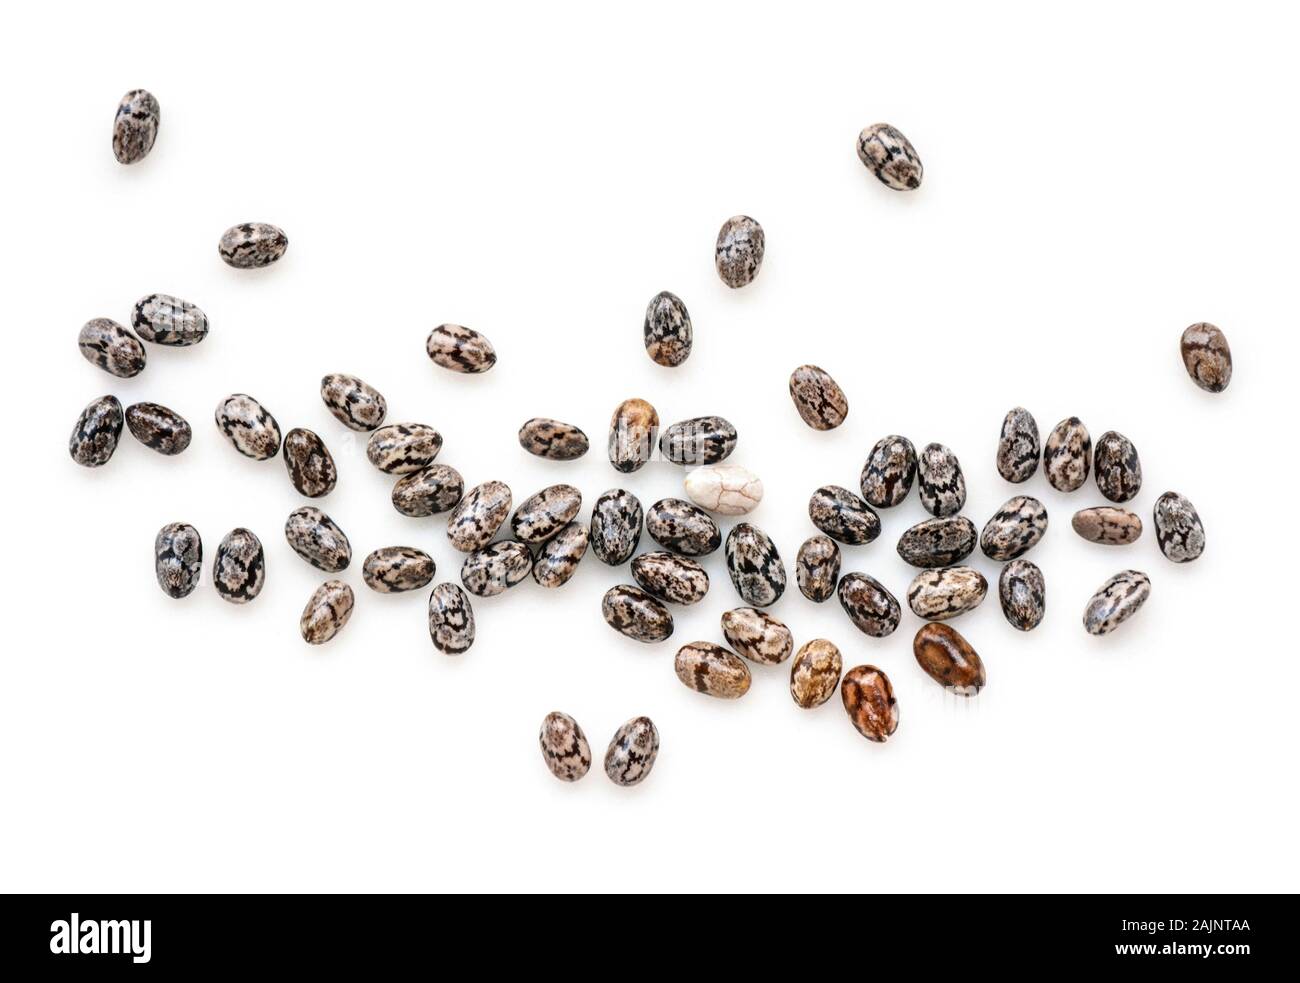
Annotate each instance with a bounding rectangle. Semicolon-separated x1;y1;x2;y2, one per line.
715;215;765;288
539;712;591;782
604;717;659;787
631;551;709;605
112;89;159;164
362;546;434;593
1083;570;1151;636
590;489;643;565
391;464;464;517
684;464;763;515
283;428;337;498
300;580;354;645
213;528;265;604
320;373;387;432
841;666;900;742
218;223;288;269
154;522;201;599
78;318;145;378
796;535;841;603
860;435;917;508
518;418;589;461
917;442;966;517
659;416;737;467
125;402;191;455
856;123;922;190
643;290;692;367
367;423;443;474
608;398;659;473
645;498;721;557
511;484;582;544
214;394;281;461
808;485;881;546
1072;506;1142;545
790;640;843;709
532;521;589;588
907;567;988;621
1043;417;1091;492
284;506;351;572
1180;322;1232;393
980;495;1048;561
428;583;476;654
1093;430;1142;503
721;607;793;665
447;480;512;552
998;559;1045;631
897;516;977;568
69;395;124;467
837;572;902;638
601;585;673;643
789;364;849;431
131;293;207;346
725;523;785;607
426;323;496;374
913;623;985;696
674;642;751;699
996;407;1040;483
460;541;532;597
1153;491;1205;563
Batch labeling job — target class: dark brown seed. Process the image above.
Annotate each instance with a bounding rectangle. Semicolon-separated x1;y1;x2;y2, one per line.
912;623;985;696
837;573;901;637
840;666;900;742
996;407;1040;483
643;291;692;367
112;89;160;164
1180;322;1232;393
392;464;464;517
788;364;849;431
518;418;589;461
896;516;977;568
601;585;673;643
590;489;643;565
715;215;765;288
631;552;709;605
645;498;721;557
658;416;737;466
125;402;191;455
998;560;1045;631
608;398;659;473
69;395;124;467
1153;491;1205;563
284;506;351;572
283;428;337;498
808;485;881;546
1093;431;1142;503
78;318;145;378
860;435;917;508
796;535;841;603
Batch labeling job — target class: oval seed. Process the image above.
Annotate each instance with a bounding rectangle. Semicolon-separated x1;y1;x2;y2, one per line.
684;464;763;515
1043;417;1091;492
790;639;843;709
392;464;464;517
907;566;988;621
460;541;532;597
589;489;642;565
643;290;692;367
674;643;751;699
284;506;351;572
917;442;966;517
998;559;1045;632
446;480;512;552
856;123;922;190
837;572;901;638
428;583;475;654
1180;322;1232;393
715;215;765;288
601;585;673;643
1153;491;1205;563
1083;570;1151;636
69;395;124;467
518;418;589;461
725;523;786;607
367;423;443;474
511;484;582;544
631;552;709;605
897;515;977;568
112;89;160;164
1072;506;1142;545
659;416;737;467
913;623;985;696
788;364;849;431
860;435;917;508
979;495;1048;561
283;428;337;498
131;293;207;346
218;222;288;269
608;398;659;473
604;717;659;787
539;712;591;782
645;498;721;557
320;373;387;431
796;535;841;603
125;402;191;455
300;580;354;645
78;318;145;378
214;394;281;461
362;547;434;593
213;528;265;604
1093;430;1142;503
154;522;201;599
426;323;496;373
996;407;1040;483
721;607;793;665
841;666;900;742
808;485;881;546
532;522;589;588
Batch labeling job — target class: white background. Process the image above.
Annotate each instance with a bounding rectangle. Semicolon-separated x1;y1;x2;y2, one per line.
2;1;1296;893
